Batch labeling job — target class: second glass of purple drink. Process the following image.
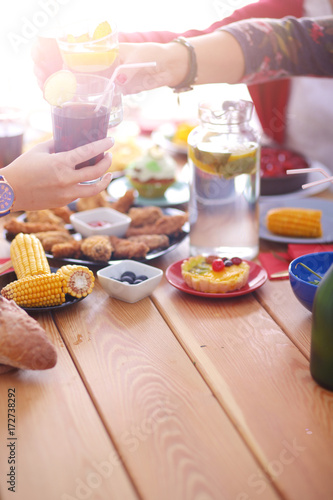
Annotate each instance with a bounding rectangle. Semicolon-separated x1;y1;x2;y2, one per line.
51;73;114;178
0;107;25;169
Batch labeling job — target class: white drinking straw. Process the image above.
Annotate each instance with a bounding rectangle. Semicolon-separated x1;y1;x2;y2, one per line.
95;61;157;112
287;167;333;190
301;175;333;189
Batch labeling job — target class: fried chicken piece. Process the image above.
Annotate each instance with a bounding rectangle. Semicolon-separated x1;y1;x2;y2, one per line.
126;214;188;237
109;236;149;260
51;206;74;224
25;209;66;226
128;234;170;250
76;192;110;212
76;189;135;214
51;240;82;259
110;189;135;213
34;231;72;252
4;218;68;235
81;236;113;262
128;206;163;227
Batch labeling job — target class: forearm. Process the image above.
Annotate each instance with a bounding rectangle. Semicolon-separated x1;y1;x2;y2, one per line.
168;16;333;87
166;30;245;87
119;30;245;93
119;16;333;94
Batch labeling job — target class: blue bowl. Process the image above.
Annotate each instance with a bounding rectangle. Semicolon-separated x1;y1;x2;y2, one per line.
289;252;333;312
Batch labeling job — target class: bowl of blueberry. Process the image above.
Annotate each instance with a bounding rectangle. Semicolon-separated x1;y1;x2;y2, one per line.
97;260;163;303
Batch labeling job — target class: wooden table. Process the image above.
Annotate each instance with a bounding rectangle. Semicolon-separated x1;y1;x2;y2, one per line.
0;189;333;500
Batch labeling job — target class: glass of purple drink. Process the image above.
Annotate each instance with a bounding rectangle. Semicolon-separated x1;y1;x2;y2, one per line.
51;73;114;175
0;108;25;169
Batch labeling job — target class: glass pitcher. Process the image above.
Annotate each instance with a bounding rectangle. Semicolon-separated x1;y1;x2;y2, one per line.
187;99;260;260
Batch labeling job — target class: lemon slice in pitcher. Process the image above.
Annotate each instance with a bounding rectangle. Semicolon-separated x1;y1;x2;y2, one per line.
188;143;258;179
43;70;77;106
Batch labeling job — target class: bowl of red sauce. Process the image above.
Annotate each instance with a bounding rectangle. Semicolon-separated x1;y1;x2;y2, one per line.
70;207;131;237
260;147;309;196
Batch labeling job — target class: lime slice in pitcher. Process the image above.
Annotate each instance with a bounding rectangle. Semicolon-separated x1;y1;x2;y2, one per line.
43;70;77;106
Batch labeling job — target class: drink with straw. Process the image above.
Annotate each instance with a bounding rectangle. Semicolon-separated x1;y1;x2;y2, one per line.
44;63;156;178
57;21;121;126
57;21;118;75
44;71;114;175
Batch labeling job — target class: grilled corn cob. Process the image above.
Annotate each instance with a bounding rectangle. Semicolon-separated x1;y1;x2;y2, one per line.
265;207;322;238
57;265;95;298
10;233;51;279
1;273;66;307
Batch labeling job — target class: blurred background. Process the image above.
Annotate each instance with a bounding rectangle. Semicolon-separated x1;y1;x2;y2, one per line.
0;0;257;134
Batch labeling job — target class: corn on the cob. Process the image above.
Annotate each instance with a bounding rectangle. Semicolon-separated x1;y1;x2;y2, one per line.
57;265;94;298
10;233;51;279
1;273;66;307
265;207;322;238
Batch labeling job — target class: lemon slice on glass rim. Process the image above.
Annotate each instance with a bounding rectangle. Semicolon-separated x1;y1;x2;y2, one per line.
93;21;112;40
43;70;77;107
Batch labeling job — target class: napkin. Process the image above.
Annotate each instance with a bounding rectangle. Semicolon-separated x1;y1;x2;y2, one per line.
259;244;333;280
258;251;290;280
288;244;333;259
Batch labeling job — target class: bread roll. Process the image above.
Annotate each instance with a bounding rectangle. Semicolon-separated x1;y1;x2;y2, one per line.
0;364;16;375
0;297;57;371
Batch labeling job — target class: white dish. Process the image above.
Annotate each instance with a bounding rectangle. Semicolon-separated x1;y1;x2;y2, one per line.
107;177;189;207
259;198;333;244
260;161;332;202
70;207;131;238
97;260;163;303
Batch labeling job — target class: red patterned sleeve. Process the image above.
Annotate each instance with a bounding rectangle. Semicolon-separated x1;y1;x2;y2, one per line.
221;16;333;83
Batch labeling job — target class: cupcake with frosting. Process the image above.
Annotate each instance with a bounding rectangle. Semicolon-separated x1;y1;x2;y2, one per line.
126;145;177;198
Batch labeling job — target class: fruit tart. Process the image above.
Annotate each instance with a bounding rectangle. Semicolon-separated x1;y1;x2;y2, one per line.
181;255;250;293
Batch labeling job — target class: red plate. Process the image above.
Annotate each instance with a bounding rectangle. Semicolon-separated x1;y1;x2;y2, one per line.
166;259;268;298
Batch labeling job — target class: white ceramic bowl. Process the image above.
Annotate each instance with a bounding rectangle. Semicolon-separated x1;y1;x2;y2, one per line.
97;260;163;303
70;207;131;238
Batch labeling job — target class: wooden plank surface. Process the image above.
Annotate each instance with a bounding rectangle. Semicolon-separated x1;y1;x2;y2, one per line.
151;268;333;500
255;279;313;358
0;310;139;500
53;282;281;500
1;187;332;500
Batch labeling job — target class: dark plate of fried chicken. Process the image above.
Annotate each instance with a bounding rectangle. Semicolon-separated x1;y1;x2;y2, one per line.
4;189;189;269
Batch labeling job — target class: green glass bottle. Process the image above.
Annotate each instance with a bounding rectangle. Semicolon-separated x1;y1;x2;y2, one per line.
310;264;333;391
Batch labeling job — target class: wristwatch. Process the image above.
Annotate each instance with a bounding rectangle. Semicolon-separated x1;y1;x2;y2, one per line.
0;175;15;216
